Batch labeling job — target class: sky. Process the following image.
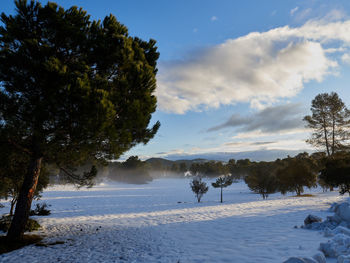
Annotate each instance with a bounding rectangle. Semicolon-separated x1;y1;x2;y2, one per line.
2;0;350;160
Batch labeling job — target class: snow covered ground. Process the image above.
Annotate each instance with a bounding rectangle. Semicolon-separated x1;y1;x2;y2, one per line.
0;178;347;263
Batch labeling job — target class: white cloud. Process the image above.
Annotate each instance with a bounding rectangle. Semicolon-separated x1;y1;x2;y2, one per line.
290;7;299;16
211;16;217;21
293;8;312;22
322;9;347;22
150;137;311;159
342;53;350;64
156;19;350;114
231;128;309;140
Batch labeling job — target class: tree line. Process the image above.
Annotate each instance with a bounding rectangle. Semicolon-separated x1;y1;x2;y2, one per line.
189;92;350;200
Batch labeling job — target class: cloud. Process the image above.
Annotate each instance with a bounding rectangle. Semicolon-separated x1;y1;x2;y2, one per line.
224;141;274;146
342;53;350;64
293;8;312;22
211;16;218;21
290;7;299;16
148;137;311;160
231;128;308;140
155;18;350;114
207;103;305;133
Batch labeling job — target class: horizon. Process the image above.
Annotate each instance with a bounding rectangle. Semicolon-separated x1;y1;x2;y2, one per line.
2;0;350;160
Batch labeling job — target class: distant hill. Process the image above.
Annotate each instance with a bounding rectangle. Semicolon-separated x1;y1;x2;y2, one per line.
145;157;208;169
156;149;313;163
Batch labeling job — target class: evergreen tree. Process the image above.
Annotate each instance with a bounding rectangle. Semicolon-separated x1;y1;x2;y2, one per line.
0;0;159;239
212;176;233;203
190;177;209;203
304;92;350;156
320;152;350;195
244;163;278;199
276;156;317;196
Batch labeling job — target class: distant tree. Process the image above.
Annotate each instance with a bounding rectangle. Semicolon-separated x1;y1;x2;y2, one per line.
212;176;233;203
309;152;332;191
122;156;145;170
171;163;180;173
109;156;152;184
190;177;209;203
304;92;350;156
276;156;317;196
0;0;159;239
244;164;278;199
320;152;350;195
233;159;254;178
179;163;187;173
226;159;239;179
189;161;228;177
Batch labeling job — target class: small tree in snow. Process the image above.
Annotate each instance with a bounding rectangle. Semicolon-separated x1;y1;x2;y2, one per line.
190;176;209;203
212;176;233;203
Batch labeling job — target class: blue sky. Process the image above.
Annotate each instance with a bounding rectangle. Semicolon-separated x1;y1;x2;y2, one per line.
2;0;350;160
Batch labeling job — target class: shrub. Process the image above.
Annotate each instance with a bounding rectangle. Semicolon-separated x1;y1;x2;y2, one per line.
0;215;40;233
190;176;209;203
30;203;51;216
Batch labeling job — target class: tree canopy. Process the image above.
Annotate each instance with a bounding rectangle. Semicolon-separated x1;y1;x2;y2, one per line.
276;155;317;196
304;92;350;156
190;177;209;203
320;152;350;195
0;0;159;239
212;176;233;203
244;163;278;199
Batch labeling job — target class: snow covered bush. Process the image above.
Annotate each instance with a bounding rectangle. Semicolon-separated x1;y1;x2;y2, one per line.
190;176;209;203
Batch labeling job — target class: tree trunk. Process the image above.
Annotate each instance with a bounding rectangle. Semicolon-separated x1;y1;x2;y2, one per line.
323;117;330;156
332;117;335;155
10;198;16;217
7;154;43;240
220;187;223;203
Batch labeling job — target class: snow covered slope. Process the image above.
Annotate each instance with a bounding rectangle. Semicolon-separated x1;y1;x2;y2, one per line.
0;178;346;263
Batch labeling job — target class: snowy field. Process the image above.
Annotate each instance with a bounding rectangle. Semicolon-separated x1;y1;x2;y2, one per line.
0;178;347;263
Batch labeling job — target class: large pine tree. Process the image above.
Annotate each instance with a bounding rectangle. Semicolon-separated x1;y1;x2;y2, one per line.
0;0;160;239
304;92;350;156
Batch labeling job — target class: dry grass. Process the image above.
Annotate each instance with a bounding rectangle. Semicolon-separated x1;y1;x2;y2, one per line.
0;234;43;254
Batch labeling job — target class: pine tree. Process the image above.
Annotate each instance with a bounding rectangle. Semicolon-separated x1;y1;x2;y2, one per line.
190;177;209;203
276;155;317;196
244;163;278;199
212;176;233;203
304;92;350;156
320;152;350;195
0;0;159;240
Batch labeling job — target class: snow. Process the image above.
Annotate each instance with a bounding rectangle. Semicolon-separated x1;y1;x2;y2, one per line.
0;178;347;263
